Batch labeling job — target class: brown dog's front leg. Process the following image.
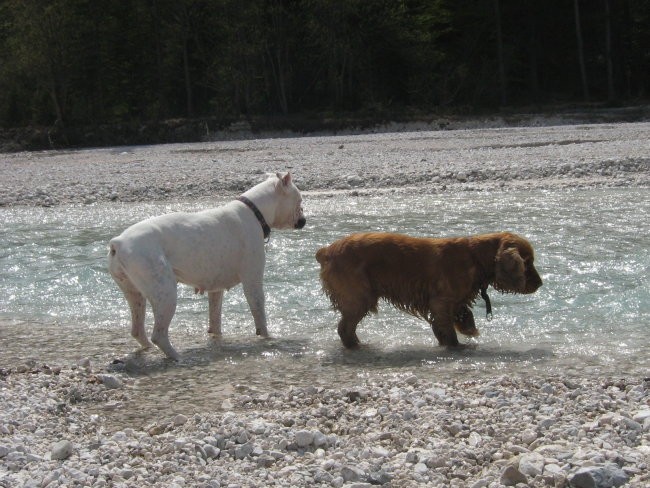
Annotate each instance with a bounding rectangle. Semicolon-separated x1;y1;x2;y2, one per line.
337;320;360;348
433;325;460;347
429;305;460;347
454;305;479;337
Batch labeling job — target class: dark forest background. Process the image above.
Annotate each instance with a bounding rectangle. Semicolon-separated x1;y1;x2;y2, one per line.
0;0;649;148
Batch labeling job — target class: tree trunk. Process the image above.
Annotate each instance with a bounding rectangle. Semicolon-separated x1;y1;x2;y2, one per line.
183;36;194;117
527;0;540;102
604;0;615;101
266;44;289;114
573;0;590;101
150;0;166;119
494;0;507;106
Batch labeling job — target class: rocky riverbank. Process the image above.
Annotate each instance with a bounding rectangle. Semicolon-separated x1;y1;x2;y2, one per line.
2;122;649;487
1;121;649;208
0;123;650;206
2;105;648;154
1;362;648;487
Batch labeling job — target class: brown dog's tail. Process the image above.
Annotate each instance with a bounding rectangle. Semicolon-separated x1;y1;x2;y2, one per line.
315;246;329;266
315;245;338;309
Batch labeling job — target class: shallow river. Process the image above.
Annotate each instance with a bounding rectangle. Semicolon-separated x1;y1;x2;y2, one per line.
1;187;648;426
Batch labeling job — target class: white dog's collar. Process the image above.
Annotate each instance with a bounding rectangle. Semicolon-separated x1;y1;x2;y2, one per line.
237;196;271;241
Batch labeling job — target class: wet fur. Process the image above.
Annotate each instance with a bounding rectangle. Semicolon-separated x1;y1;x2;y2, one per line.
108;173;305;360
316;232;542;348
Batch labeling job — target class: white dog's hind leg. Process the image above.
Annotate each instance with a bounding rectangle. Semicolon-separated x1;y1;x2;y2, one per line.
125;289;150;349
150;290;179;360
242;281;268;337
208;290;224;335
109;250;151;349
133;261;181;360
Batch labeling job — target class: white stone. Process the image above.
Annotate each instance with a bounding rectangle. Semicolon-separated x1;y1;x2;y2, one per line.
295;430;314;447
519;452;545;477
414;462;428;474
500;466;527;486
173;414;188;426
341;465;365;482
521;429;537;445
96;374;122;389
51;440;73;460
313;431;328;448
468;432;482;447
633;409;650;423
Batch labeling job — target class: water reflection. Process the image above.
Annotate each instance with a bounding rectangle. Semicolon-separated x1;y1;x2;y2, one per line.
1;188;649;427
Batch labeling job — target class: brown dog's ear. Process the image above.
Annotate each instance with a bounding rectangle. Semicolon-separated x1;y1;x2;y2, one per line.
495;245;526;292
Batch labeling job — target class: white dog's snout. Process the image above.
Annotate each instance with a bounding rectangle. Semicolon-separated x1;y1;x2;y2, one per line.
295;205;306;229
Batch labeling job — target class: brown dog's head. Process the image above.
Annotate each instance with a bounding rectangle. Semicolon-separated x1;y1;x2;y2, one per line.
493;233;542;294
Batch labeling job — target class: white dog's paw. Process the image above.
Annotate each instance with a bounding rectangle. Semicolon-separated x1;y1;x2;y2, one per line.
151;336;181;361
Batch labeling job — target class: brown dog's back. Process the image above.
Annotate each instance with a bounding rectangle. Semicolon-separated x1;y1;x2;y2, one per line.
317;232;473;318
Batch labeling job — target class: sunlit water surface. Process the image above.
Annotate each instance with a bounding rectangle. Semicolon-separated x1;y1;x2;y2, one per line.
1;188;648;427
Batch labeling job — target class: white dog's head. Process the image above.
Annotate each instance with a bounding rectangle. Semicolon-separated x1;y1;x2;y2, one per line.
273;172;306;230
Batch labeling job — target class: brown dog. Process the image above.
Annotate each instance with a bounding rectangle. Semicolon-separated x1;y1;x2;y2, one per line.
315;232;542;348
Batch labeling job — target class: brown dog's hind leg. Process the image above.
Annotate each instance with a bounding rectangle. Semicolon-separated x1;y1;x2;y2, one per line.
337;306;368;348
324;268;376;348
335;291;376;349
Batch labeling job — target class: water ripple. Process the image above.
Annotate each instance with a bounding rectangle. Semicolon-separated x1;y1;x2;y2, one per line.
1;188;648;424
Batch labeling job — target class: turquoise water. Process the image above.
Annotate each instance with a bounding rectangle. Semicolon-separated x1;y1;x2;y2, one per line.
1;188;648;425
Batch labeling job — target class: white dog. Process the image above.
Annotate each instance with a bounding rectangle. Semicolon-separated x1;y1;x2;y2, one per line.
108;172;306;360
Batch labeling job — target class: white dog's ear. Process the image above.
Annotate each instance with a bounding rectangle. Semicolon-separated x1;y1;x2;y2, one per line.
276;172;292;186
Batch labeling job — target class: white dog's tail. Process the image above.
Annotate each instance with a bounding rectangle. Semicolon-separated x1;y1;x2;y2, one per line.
108;238;119;258
107;238;124;278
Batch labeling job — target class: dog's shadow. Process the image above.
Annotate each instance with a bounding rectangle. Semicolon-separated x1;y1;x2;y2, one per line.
109;336;553;377
111;336;314;376
320;342;554;369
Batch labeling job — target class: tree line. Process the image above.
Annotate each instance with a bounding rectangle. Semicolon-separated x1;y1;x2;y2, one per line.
0;0;648;130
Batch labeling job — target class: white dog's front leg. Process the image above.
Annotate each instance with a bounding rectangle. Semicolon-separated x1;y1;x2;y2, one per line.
242;281;268;337
208;290;224;335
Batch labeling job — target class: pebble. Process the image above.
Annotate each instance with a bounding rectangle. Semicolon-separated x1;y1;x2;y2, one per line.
1;124;649;486
518;452;544;477
569;464;629;488
632;409;650;423
341;464;365;482
520;429;537;445
294;430;314;447
1;362;647;487
2;122;649;207
95;374;122;389
172;414;188;426
50;440;73;460
500;465;528;486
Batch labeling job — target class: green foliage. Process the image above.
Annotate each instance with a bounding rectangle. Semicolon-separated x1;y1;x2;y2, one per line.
0;0;648;128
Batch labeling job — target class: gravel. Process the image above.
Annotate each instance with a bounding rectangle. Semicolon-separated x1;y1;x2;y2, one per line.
1;122;649;487
0;363;648;487
1;122;649;207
